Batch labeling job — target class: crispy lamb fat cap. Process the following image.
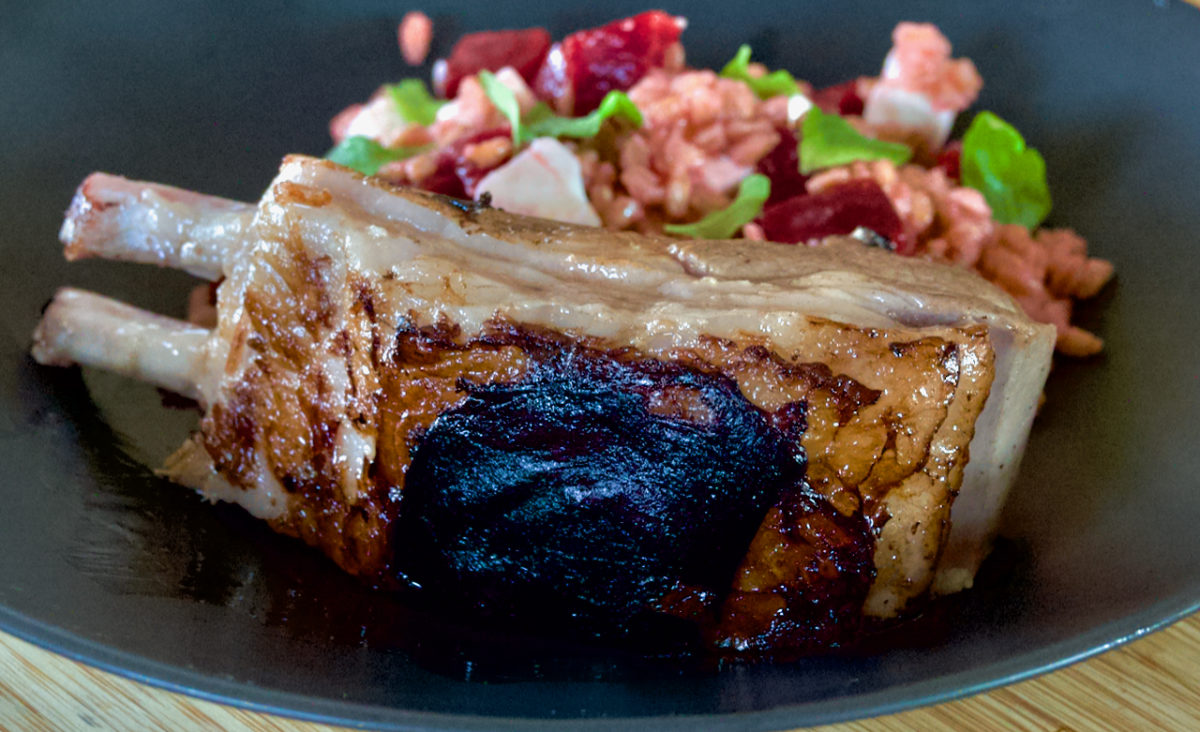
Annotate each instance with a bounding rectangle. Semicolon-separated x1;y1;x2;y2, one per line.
32;156;1054;649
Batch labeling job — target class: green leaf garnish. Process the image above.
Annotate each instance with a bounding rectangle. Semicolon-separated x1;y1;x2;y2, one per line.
719;44;801;99
960;111;1052;229
521;91;643;142
384;79;444;126
325;135;424;176
663;174;771;239
479;71;643;146
799;106;913;174
477;70;522;145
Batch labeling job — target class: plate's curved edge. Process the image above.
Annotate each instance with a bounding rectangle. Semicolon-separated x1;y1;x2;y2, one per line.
0;608;488;732
4;597;1200;731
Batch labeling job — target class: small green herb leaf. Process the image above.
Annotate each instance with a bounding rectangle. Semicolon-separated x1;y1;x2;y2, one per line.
960;111;1052;229
477;70;522;145
325;135;423;176
799;106;913;174
521;91;643;142
663;174;771;239
385;79;444;126
719;44;801;100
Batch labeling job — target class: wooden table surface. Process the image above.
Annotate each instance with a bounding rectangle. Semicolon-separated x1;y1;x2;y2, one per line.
3;612;1198;731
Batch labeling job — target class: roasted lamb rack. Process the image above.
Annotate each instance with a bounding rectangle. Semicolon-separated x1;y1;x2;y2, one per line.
32;156;1054;653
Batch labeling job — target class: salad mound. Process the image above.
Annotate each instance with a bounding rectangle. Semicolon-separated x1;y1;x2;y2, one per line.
328;12;1113;356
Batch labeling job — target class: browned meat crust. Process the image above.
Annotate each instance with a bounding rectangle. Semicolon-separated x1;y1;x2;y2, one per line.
33;157;1040;656
197;212;988;649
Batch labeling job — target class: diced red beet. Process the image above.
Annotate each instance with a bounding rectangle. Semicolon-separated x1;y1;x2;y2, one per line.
534;11;685;115
936;140;962;182
419;155;467;198
418;127;512;199
756;128;808;206
438;28;552;98
755;180;910;253
811;80;865;116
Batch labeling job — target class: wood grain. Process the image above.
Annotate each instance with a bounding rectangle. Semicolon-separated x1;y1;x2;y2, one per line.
3;613;1199;731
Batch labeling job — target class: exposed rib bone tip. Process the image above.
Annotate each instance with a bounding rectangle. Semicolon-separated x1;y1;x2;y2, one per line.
31;288;212;401
56;171;254;280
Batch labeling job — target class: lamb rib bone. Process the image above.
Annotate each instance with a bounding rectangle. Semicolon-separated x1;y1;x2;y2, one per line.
60;172;254;280
32;288;212;402
31;156;1055;626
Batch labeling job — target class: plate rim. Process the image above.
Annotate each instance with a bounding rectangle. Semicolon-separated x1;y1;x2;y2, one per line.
5;595;1199;730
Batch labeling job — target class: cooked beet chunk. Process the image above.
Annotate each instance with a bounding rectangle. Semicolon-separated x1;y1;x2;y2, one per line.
533;11;685;114
395;350;803;638
756;127;808;206
756;179;911;254
437;28;552;98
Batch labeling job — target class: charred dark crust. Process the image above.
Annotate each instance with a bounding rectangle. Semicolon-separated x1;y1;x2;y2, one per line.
372;321;884;650
394;345;805;642
203;314;890;653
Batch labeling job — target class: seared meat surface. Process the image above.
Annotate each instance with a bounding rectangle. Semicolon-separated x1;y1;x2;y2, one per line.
394;329;802;640
32;156;1054;653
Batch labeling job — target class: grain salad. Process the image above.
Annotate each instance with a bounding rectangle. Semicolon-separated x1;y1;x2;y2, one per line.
328;11;1113;355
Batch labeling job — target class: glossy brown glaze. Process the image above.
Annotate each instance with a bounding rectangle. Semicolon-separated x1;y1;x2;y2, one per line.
202;265;986;653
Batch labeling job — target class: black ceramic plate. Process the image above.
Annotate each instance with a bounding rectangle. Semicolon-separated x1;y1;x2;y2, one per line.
3;1;1200;729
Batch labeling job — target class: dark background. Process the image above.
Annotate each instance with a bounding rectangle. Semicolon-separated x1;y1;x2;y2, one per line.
2;1;1199;729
